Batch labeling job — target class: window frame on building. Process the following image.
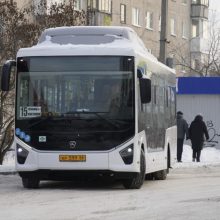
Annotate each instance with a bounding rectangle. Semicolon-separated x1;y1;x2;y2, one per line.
120;4;126;24
191;0;209;6
145;11;154;30
132;7;141;27
87;0;97;10
191;19;199;38
159;15;161;32
74;0;82;11
98;0;112;14
182;21;188;39
170;18;176;36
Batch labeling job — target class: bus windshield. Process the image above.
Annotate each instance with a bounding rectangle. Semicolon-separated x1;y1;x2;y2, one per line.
16;56;135;133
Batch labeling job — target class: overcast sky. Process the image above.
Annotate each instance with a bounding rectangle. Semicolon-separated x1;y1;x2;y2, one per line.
209;0;220;28
210;0;220;12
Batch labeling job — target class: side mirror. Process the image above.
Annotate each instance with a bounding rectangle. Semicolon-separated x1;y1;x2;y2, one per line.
137;68;144;78
140;78;151;103
1;60;16;91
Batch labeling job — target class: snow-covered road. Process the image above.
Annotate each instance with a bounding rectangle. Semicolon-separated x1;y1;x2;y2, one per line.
1;164;220;220
1;145;220;220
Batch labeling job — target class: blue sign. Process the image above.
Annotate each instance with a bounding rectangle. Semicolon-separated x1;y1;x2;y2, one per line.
15;128;21;136
177;77;220;94
24;135;31;142
20;132;25;139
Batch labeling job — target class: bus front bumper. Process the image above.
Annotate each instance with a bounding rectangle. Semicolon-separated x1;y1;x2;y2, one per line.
18;170;139;180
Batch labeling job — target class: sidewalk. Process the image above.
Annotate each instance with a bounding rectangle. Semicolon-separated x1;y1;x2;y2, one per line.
0;150;16;175
0;164;16;175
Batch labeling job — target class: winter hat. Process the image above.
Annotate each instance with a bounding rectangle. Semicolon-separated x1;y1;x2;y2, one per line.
177;111;183;115
195;114;203;121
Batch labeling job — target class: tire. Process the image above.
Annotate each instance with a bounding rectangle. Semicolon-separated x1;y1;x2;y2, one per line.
145;173;154;180
167;147;170;174
123;149;146;189
22;177;40;189
154;169;167;180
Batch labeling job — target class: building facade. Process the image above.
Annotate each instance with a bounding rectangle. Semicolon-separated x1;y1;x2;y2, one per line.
12;0;209;76
111;0;192;76
190;0;209;74
87;0;209;76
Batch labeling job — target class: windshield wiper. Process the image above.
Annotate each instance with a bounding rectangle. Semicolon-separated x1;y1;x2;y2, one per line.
27;117;52;129
90;112;121;129
65;111;120;129
27;112;127;130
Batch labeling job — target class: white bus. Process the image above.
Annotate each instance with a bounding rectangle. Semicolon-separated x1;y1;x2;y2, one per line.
1;26;176;189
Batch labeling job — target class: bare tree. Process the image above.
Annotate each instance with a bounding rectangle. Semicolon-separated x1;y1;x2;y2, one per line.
207;12;220;76
0;1;26;164
168;12;220;77
0;0;86;164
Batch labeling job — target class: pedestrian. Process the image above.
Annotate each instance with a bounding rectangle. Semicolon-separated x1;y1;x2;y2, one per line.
177;111;189;162
189;114;209;162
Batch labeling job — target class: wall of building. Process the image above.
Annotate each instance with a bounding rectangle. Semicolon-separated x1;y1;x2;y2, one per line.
177;94;220;149
111;0;161;57
168;0;191;75
177;77;220;149
12;0;209;76
110;0;191;76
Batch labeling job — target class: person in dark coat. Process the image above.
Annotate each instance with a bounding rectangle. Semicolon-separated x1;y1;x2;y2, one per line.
177;111;189;162
189;114;209;162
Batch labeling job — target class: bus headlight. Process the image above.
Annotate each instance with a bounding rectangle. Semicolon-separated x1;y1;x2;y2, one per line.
17;144;29;164
119;144;134;165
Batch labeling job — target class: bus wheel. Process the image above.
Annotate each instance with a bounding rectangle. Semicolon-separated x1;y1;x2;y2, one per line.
154;170;167;180
122;149;146;189
167;147;170;174
22;177;40;189
145;173;154;180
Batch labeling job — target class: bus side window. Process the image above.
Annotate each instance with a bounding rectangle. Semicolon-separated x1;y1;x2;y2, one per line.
166;88;169;107
154;85;157;105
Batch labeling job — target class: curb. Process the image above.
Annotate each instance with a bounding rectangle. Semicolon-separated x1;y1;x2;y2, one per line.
0;171;17;175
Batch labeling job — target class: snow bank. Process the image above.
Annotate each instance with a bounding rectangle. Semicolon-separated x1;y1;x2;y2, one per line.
174;144;220;168
0;150;15;173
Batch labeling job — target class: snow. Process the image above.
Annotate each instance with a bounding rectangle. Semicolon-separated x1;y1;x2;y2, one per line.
1;165;220;219
174;144;220;168
17;32;135;58
35;36;132;50
0;150;15;173
1;145;220;173
17;26;157;63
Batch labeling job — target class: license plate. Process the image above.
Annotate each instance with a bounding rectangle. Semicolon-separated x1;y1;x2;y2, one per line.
59;155;86;162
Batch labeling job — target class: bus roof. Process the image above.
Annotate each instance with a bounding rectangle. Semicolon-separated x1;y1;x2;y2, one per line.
17;26;152;57
38;26;133;43
17;26;175;74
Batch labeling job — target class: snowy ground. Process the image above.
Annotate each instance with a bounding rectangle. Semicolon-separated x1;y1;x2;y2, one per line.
1;160;220;220
1;145;220;219
1;145;220;173
0;149;15;173
173;145;220;168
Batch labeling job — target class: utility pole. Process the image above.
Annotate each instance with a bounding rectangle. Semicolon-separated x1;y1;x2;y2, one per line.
159;0;168;65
